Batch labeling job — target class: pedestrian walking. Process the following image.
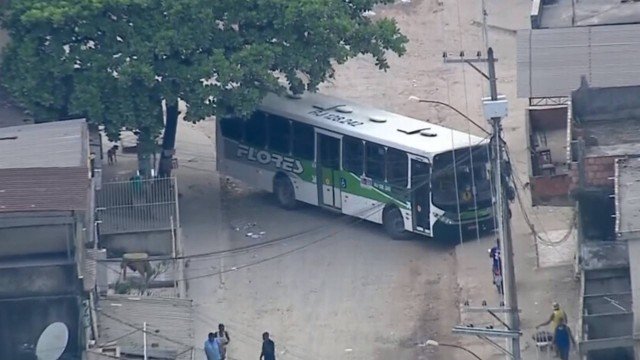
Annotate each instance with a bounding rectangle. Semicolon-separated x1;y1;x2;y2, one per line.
260;332;276;360
215;323;230;360
554;319;576;360
204;332;221;360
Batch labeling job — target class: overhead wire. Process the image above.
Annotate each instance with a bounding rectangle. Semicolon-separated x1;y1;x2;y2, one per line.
98;133;492;267
502;138;576;247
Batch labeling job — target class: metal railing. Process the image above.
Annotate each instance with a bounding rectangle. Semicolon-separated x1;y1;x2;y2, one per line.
96;177;178;235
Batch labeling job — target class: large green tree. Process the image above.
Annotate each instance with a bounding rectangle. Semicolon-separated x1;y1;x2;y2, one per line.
1;0;407;176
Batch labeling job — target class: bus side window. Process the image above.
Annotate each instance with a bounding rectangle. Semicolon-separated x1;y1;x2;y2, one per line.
292;122;314;160
245;111;268;147
343;136;364;175
365;142;385;180
268;115;292;154
386;148;408;187
220;117;244;141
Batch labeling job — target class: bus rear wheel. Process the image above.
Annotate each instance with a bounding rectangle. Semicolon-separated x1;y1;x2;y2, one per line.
274;175;297;210
383;207;408;240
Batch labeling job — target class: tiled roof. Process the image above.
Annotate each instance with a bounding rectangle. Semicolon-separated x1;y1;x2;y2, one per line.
0;167;90;212
0;119;90;213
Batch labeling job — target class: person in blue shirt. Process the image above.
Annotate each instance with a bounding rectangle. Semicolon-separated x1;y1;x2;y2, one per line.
554;319;576;360
260;332;276;360
489;238;503;294
204;332;221;360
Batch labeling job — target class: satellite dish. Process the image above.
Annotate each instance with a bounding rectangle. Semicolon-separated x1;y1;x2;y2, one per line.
36;322;69;360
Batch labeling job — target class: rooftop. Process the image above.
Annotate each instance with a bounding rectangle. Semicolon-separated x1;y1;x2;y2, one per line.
537;0;640;29
516;23;640;98
97;295;194;360
571;81;640;158
615;157;640;239
0;119;88;169
0;120;91;213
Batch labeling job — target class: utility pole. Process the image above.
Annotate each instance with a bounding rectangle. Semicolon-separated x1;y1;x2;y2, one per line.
486;47;521;360
443;48;521;359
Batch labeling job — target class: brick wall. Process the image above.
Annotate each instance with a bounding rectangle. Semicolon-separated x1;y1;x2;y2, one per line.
584;156;617;188
530;174;571;206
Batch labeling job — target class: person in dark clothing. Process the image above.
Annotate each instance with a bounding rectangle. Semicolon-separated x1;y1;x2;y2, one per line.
260;332;276;360
489;238;503;294
554;319;576;360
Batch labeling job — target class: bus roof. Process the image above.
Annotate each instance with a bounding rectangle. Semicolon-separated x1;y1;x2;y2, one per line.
259;91;488;159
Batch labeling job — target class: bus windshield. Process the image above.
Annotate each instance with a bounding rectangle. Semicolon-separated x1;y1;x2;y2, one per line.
431;146;492;212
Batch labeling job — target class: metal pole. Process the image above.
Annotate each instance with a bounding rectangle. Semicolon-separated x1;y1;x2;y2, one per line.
143;321;148;360
487;47;521;360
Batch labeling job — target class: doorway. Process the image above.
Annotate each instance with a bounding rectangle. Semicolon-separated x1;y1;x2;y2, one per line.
317;132;342;209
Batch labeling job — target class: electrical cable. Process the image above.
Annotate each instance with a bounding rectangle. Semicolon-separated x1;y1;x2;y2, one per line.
98;134;492;265
502;139;576;246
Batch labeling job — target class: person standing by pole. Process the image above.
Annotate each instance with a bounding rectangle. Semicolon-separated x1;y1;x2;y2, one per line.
489;238;504;294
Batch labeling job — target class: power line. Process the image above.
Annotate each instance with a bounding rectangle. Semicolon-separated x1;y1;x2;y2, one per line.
98;135;492;265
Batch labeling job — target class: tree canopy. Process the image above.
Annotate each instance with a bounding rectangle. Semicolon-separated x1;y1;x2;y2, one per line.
1;0;407;168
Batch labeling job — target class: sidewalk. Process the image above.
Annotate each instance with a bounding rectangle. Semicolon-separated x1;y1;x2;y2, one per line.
454;220;580;360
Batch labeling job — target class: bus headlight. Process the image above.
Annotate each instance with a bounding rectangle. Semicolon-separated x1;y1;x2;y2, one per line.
438;213;456;225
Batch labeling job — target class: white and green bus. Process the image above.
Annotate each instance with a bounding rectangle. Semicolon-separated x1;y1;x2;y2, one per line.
216;91;494;239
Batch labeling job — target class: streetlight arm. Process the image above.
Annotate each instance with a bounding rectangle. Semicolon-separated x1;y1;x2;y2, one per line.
408;96;490;136
438;343;484;360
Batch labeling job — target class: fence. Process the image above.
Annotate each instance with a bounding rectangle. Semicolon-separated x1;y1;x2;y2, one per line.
96;177;178;235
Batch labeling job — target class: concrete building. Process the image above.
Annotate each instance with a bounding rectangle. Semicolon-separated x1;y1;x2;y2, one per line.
0;119;95;359
615;157;640;359
520;0;640;105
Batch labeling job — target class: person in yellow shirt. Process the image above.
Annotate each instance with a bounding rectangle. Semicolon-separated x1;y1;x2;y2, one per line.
537;302;568;331
536;302;568;356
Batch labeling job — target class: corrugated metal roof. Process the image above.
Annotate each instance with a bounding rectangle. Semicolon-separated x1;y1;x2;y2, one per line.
0;167;90;212
0;119;87;169
537;0;640;29
517;24;640;98
98;295;194;360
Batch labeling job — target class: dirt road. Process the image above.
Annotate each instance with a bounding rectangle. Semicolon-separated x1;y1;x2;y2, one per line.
175;0;562;359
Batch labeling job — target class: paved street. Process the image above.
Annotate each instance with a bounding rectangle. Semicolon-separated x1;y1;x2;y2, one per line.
170;0;580;359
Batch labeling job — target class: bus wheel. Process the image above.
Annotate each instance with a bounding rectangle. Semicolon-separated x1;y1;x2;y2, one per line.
274;175;297;210
383;207;408;240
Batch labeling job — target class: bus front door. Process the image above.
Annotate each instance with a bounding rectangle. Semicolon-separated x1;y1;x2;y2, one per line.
411;158;431;233
317;132;342;209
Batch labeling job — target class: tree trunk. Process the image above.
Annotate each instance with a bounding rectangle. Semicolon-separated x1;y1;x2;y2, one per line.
137;127;155;178
159;98;179;177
